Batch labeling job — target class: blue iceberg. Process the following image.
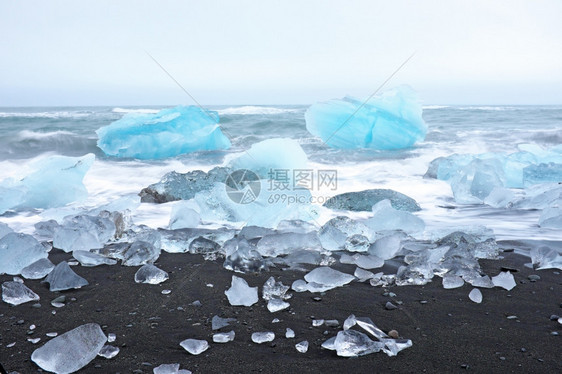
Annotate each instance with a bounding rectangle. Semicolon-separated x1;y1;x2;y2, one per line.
305;86;426;149
0;154;94;214
96;106;231;159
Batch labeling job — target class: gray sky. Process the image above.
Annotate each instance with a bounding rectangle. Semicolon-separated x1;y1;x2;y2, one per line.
1;0;561;106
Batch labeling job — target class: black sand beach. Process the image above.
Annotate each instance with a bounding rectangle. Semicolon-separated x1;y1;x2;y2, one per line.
1;247;561;373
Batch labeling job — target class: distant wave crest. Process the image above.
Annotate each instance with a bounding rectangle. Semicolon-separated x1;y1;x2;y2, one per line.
17;130;77;140
218;106;300;115
112;107;160;114
0;111;90;119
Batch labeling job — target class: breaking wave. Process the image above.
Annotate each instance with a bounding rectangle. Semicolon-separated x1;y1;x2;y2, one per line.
0;111;91;119
111;108;160;114
218;106;300;115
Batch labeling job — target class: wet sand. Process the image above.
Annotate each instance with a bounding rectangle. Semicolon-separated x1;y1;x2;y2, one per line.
1;248;561;373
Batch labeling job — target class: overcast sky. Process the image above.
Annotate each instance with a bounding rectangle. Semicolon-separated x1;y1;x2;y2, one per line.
1;0;561;106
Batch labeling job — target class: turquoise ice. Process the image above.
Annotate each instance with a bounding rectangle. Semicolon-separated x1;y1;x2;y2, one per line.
96;106;231;159
305;86;426;149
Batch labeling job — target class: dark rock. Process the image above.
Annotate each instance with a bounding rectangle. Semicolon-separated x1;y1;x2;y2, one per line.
323;189;421;212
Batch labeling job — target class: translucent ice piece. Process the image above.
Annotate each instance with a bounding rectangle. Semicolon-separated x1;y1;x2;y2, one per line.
323;189;421;212
318;216;372;252
211;315;237;331
42;262;88;292
257;232;321;257
0;222;14;239
251;332;275;344
295;340;309;353
366;200;425;234
262;276;291;300
134;264;169;284
539;206;562;229
442;274;465;289
267;299;290;313
304;267;355;290
2;281;40;305
96;106;230;159
73;250;117;267
53;214;116;253
369;233;402;260
169;202;200;230
529;246;562;270
333;330;384;357
122;240;161;266
153;364;180;374
285;328;295;338
224;276;258;306
354;267;376;282
212;331;235;343
0;233;49;275
179;339;209;355
98;345;120;359
469;288;483;303
21;258;55;280
31;323;107;373
491;271;516;291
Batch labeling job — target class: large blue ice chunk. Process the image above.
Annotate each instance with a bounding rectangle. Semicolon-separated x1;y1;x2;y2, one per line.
305;86;426;149
96;106;231;159
0;154;94;214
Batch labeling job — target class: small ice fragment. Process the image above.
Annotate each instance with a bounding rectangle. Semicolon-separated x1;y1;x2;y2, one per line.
179;339;209;355
21;258;55;280
161;289;171;295
169;203;201;229
295;340;309;353
206;283;214;287
469;275;495;288
28;337;41;344
46;332;58;337
42;262;88;291
291;279;309;292
354;267;376;282
312;319;325;327
491;271;516;291
2;281;40;305
369;234;403;260
153;363;180;374
107;333;116;343
304;267;355;291
272;318;280;323
211;315;237;331
442;274;465;289
354;255;384;270
73;250;117;267
224;276;258;306
251;332;275;344
7;342;16;348
285;328;295;338
98;345;120;359
366;200;425;234
262;276;291;300
134;264;169;284
343;315;357;330
30;324;36;330
267;299;290;313
212;331;235;343
325;319;340;327
469;288;483;303
31;323;107;373
334;330;383;357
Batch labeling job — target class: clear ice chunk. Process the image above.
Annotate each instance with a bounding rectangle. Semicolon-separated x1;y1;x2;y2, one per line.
53;214;116;252
122;240;161;266
333;330;384;357
491;271;516;291
442;274;465;289
353;255;385;270
321;336;337;350
2;281;40;305
31;323;107;373
257;232;321;257
469;288;483;303
153;364;180;374
21;258;55;280
96;106;230;159
468;275;495;288
73;250;117;267
354;267;376;282
539;206;562;229
529;246;562;270
285;328;295;338
304;267;355;291
267;299;290;313
0;233;49;275
295;340;309;353
98;345;120;359
211;315;237;330
317;216;372;252
212;331;235;343
179;339;209;355
42;262;88;292
251;332;275;344
366;200;425;234
0;222;14;239
223;238;268;273
0;154;94;214
224;275;258;306
262;276;291;300
305;86;426;150
369;233;402;260
134;264;169;284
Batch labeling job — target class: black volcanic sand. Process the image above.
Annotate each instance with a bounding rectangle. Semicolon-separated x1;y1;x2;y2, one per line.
1;247;561;373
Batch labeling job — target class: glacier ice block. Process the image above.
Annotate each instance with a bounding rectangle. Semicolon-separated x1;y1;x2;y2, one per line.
224;275;258;306
134;264;169;284
179;339;209;355
2;280;40;305
0;233;49;275
96;106;230;159
43;262;89;292
305;86;426;150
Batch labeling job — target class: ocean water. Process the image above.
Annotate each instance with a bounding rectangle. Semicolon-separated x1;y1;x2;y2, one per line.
1;105;561;248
